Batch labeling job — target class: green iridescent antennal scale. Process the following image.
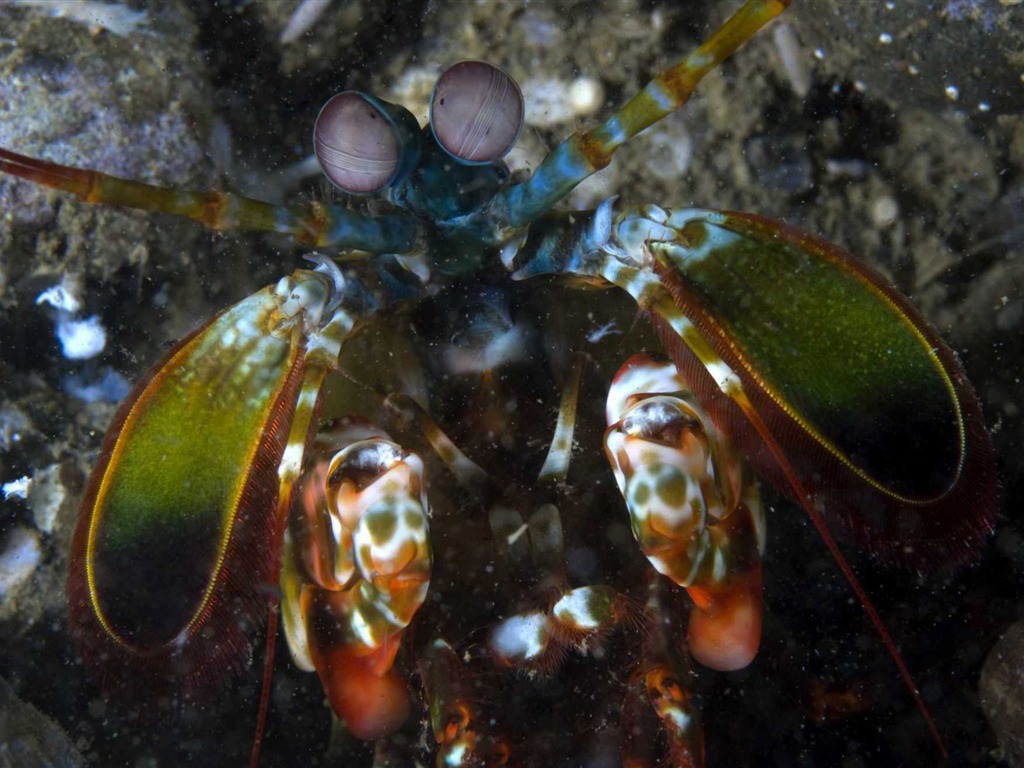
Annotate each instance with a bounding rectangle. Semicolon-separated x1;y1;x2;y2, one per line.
647;211;995;567
66;270;341;702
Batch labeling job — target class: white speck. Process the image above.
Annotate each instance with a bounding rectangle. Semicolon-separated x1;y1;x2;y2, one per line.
568;76;605;117
878;33;893;44
2;476;31;500
853;80;867;93
36;283;81;313
56;315;107;359
773;23;810;98
37;278;108;359
505;523;529;546
586;321;621;344
885;0;895;8
0;527;42;600
491;612;549;661
978;102;991;112
280;0;331;44
908;64;920;76
945;85;960;101
651;7;666;33
446;743;468;764
813;48;825;60
870;195;900;228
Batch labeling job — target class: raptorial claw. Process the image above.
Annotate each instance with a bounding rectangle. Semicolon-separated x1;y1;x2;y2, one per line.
605;354;765;672
281;426;432;739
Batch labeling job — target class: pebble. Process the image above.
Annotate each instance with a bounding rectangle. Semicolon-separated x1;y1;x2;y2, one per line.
568;76;604;118
0;677;84;767
0;527;42;601
25;464;66;535
522;77;578;128
870;195;900;228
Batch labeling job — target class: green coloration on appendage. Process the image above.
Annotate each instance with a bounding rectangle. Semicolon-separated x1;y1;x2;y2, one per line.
89;286;303;646
364;506;399;546
666;215;960;499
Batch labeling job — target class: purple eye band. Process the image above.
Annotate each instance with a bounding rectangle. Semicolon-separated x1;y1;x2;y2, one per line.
314;92;420;195
430;61;524;165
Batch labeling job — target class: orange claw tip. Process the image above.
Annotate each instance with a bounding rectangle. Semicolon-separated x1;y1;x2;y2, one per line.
316;652;411;740
687;586;762;672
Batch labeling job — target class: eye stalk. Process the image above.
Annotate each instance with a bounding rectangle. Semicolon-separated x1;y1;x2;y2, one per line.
430;61;524;165
314;92;421;195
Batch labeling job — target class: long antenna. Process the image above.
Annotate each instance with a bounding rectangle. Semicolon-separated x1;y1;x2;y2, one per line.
732;389;947;756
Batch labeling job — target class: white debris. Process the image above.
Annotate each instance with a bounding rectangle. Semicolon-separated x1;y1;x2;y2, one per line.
2;0;149;38
870;195;900;229
35;283;81;313
281;0;332;44
36;280;106;359
56;314;107;360
0;527;42;600
1;476;31;501
26;464;66;535
490;612;550;663
586;321;622;344
773;22;810;98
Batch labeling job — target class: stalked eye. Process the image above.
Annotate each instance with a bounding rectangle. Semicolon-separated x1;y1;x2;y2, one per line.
314;92;420;194
430;61;524;165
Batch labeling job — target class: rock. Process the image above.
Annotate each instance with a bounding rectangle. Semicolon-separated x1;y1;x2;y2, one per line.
981;619;1024;767
0;677;83;768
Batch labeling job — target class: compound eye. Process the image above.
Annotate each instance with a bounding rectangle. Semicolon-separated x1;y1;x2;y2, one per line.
430;61;524;165
314;92;400;194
